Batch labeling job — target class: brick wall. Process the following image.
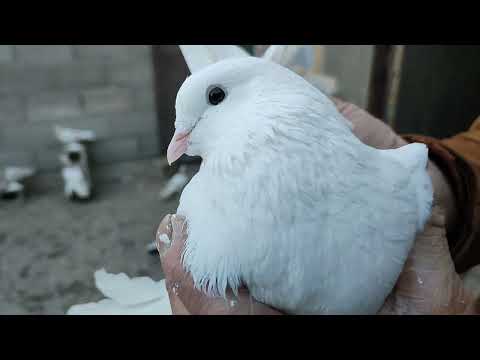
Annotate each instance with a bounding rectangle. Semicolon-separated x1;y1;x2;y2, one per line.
0;45;159;172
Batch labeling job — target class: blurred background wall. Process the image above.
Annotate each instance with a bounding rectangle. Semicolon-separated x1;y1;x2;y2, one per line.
0;45;158;172
0;45;379;176
254;45;375;108
322;45;374;108
2;45;480;176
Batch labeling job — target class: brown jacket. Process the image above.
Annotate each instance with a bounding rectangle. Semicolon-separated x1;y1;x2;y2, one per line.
404;117;480;274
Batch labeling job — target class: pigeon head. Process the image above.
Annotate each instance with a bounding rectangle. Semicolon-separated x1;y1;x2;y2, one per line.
167;45;332;166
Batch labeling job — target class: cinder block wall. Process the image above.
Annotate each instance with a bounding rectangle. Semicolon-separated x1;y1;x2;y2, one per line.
0;45;159;172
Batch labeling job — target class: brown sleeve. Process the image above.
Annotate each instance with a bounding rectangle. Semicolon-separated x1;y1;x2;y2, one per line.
403;116;480;274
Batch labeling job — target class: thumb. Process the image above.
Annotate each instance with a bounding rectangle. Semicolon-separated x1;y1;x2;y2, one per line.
156;214;227;314
156;214;194;314
155;214;282;315
386;206;476;314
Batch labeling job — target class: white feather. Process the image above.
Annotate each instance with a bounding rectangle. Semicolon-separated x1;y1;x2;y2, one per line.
67;269;172;315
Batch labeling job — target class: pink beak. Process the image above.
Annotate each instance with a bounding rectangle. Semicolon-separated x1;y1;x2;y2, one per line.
167;131;191;165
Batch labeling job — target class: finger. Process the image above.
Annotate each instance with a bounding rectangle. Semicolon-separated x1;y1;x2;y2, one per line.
163;243;273;314
156;215;226;314
462;265;480;314
330;96;345;108
462;265;480;300
380;207;449;314
405;206;450;270
157;214;195;303
390;206;476;314
157;215;281;315
331;99;407;149
168;293;191;315
157;214;199;314
156;214;173;258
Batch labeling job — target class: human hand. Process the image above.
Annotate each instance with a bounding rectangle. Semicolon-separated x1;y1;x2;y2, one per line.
332;98;457;230
156;214;281;315
378;206;477;314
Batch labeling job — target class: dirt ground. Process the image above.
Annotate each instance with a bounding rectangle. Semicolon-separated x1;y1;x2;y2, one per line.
0;158;196;315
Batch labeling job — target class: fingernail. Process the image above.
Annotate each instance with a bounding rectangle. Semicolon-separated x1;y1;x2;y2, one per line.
171;214;185;235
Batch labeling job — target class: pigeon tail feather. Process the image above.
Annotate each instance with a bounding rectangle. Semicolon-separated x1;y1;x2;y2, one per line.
385;143;433;231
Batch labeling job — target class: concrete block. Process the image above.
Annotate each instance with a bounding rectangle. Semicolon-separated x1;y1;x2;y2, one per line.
49;63;107;90
1;124;57;150
89;137;139;165
27;93;82;122
15;45;73;65
0;96;25;125
0;66;49;96
108;61;154;87
82;87;133;114
107;111;158;138
75;45;151;62
0;150;35;167
132;87;156;111
137;134;160;157
0;63;106;96
0;45;14;63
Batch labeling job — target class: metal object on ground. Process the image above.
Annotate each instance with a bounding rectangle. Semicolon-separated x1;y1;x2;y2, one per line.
55;126;96;201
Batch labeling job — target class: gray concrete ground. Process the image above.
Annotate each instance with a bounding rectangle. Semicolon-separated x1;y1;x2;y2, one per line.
0;158;196;315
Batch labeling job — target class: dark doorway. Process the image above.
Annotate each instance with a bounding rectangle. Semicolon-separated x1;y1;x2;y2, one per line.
392;45;480;138
368;45;480;138
151;46;190;154
367;45;394;120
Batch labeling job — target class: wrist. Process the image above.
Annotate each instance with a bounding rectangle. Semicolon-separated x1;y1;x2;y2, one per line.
427;160;458;230
401;134;461;234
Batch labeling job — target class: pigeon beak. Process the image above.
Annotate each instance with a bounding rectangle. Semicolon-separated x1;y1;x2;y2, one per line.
167;130;191;165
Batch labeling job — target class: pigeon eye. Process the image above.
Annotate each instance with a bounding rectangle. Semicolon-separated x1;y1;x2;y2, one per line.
208;86;226;106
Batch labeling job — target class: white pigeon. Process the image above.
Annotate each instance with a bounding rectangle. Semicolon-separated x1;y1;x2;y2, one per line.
67;269;172;315
164;45;433;315
4;167;36;183
59;142;92;200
